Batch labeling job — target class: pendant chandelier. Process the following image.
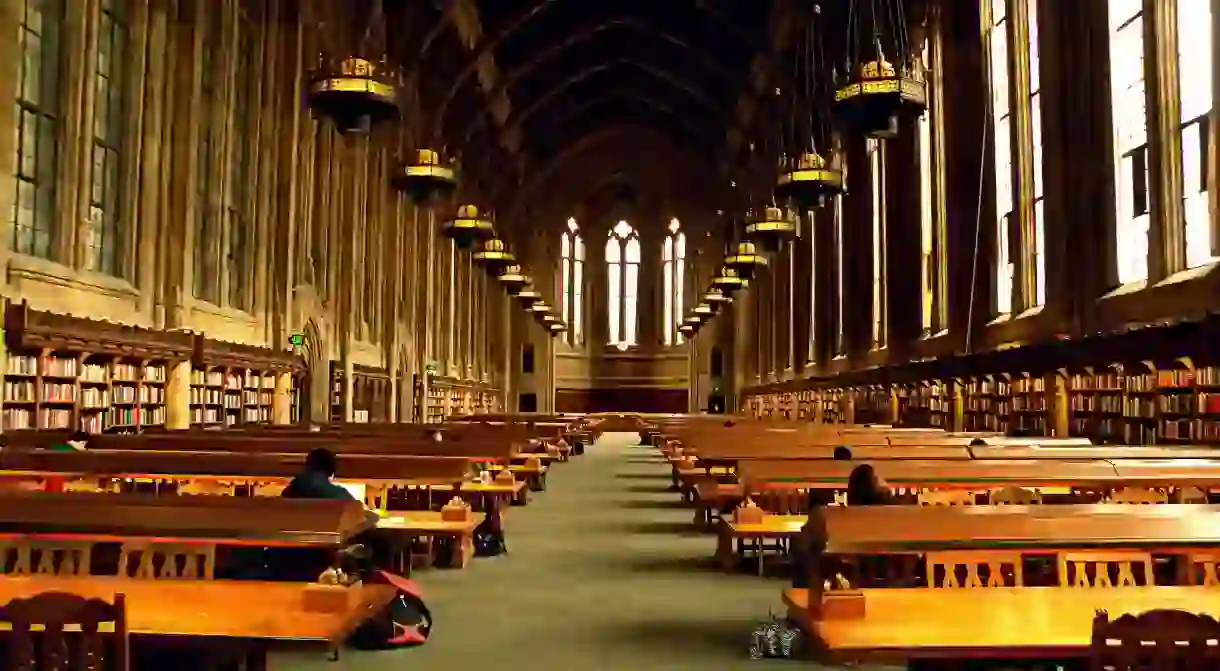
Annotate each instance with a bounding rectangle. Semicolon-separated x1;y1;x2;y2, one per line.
712;267;750;294
677;323;697;338
497;265;529;295
724;241;768;280
442;174;496;249
516;286;542;307
702;288;734;306
473;238;515;276
393;148;458;203
305;0;401;135
776;7;844;209
745;203;797;253
834;0;926;139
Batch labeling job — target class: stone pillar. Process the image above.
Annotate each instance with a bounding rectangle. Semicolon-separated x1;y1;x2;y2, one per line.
272;371;292;424
166;359;191;429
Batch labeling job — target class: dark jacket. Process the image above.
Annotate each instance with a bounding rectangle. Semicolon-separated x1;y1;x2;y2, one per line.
281;470;356;501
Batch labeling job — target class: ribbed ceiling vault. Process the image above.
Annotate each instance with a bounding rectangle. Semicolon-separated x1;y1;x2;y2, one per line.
411;0;785;178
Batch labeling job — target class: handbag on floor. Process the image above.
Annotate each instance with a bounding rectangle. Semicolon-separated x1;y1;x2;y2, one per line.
748;613;800;659
347;570;433;649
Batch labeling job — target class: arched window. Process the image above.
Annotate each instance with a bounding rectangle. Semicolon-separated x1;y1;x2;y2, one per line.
606;220;640;348
661;218;686;345
560;218;585;344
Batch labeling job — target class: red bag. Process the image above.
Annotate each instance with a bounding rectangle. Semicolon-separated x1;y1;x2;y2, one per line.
347;570;432;649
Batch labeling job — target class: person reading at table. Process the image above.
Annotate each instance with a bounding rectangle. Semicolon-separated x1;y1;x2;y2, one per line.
282;448;358;501
832;446;852;461
845;463;891;505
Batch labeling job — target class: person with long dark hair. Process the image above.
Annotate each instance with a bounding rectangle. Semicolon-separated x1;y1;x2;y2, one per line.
846;463;891;506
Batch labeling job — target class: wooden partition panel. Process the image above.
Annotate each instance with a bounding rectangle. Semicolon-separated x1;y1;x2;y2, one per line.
0;491;368;545
89;435;516;459
0;450;473;482
556;388;687;414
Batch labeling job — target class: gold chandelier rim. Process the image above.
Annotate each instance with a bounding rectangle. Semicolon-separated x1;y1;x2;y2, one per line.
308;77;397;103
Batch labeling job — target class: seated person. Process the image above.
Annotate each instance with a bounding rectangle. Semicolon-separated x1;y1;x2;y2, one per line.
790;489;834;589
272;448;388;580
283;448;358;501
832;446;853;461
48;431;91;452
846;463;891;506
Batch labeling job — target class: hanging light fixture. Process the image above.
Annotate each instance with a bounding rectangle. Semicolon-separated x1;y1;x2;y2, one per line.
777;6;844;208
516;286;542;306
724;241;768;280
702;288;734;305
694;303;717;318
745;203;797;252
677;323;697;338
834;0;926;139
528;302;552;315
443;202;496;250
548;322;567;337
712;267;750;294
473;238;515;275
497;265;528;295
305;0;400;134
393;148;458;203
682;315;705;328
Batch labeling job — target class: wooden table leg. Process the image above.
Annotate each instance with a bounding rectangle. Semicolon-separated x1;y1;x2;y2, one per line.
513;487;529;506
715;526;736;571
243;643;268;671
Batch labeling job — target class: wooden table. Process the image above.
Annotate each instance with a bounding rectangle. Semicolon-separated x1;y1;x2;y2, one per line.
717;505;1220;571
485;463;548;491
784;586;1220;662
0;575;395;668
715;515;805;571
377;511;485;569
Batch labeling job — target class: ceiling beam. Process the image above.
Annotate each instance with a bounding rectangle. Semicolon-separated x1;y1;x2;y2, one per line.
722;1;806;172
440;0;522;161
462;58;730;150
540;90;720;142
436;16;739;128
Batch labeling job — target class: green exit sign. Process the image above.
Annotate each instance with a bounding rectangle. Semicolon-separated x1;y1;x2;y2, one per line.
288;333;305;346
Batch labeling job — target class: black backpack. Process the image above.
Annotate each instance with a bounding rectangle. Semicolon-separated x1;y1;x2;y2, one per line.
473;504;508;557
347;570;433;649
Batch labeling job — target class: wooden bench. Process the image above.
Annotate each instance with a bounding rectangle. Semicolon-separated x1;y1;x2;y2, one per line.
0;489;369;547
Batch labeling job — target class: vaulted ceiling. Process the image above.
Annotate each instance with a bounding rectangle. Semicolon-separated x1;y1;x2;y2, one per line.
383;0;800;200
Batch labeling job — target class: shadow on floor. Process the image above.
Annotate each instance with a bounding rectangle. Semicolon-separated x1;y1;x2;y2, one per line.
596;616;762;662
618;553;722;575
615;470;672;480
616;499;691;510
614;520;708;536
620;482;677;493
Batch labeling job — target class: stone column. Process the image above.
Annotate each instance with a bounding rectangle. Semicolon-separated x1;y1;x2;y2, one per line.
166;359;191;429
272;370;292;424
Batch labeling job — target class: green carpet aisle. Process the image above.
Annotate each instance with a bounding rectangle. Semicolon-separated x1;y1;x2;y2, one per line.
276;431;873;670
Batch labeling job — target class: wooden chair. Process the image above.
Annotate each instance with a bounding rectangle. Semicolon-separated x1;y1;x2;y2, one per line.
1177;486;1208;504
252;482;287;497
176;480;235;496
0;541;93;577
117;542;216;580
1106;487;1168;505
0;591;129;670
1091;608;1220;670
925;551;1024;588
1184;552;1220;586
988;486;1042;505
1059;551;1154;587
918;489;975;507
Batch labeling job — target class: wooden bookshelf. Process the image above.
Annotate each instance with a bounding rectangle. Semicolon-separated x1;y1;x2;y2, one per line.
897;380;949;428
3;301;190;433
195;337;301;429
329;364;391;423
1066;365;1125;442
